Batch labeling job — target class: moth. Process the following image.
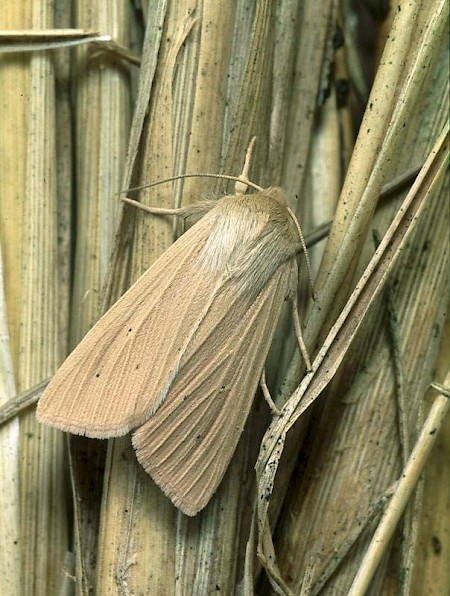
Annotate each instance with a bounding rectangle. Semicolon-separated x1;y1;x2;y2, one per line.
37;180;311;516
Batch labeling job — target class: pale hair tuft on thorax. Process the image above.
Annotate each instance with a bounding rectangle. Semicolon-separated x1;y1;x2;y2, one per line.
197;190;298;297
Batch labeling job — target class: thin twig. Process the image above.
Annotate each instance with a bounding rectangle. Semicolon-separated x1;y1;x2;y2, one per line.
0;29;112;52
348;374;450;595
0;379;49;426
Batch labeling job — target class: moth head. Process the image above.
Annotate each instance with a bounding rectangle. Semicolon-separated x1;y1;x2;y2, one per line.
259;187;287;205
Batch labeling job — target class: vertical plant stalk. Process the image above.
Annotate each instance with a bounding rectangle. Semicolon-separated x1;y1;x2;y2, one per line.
17;1;68;593
0;6;30;592
67;1;132;593
0;246;20;595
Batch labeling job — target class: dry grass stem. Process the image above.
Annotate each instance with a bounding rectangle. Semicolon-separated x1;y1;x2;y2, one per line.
0;379;49;426
0;247;20;595
348;375;450;595
65;1;132;592
0;28;111;51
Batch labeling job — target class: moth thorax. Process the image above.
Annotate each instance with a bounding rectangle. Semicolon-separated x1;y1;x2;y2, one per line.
260;187;287;205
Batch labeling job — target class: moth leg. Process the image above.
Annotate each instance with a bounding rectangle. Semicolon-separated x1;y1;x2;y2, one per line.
260;368;281;416
291;296;312;371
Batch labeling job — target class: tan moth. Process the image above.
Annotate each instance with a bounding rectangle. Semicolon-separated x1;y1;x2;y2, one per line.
37;151;312;516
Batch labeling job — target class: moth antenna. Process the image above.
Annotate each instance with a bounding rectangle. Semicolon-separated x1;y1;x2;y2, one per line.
125;173;263;194
287;206;315;300
292;295;312;370
235;136;257;195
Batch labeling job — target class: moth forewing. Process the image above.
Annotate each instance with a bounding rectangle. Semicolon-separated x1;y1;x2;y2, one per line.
37;188;304;515
36;214;217;437
132;260;297;516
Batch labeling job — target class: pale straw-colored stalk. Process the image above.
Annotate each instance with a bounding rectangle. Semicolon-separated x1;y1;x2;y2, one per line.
0;246;20;595
0;0;69;592
67;2;132;594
